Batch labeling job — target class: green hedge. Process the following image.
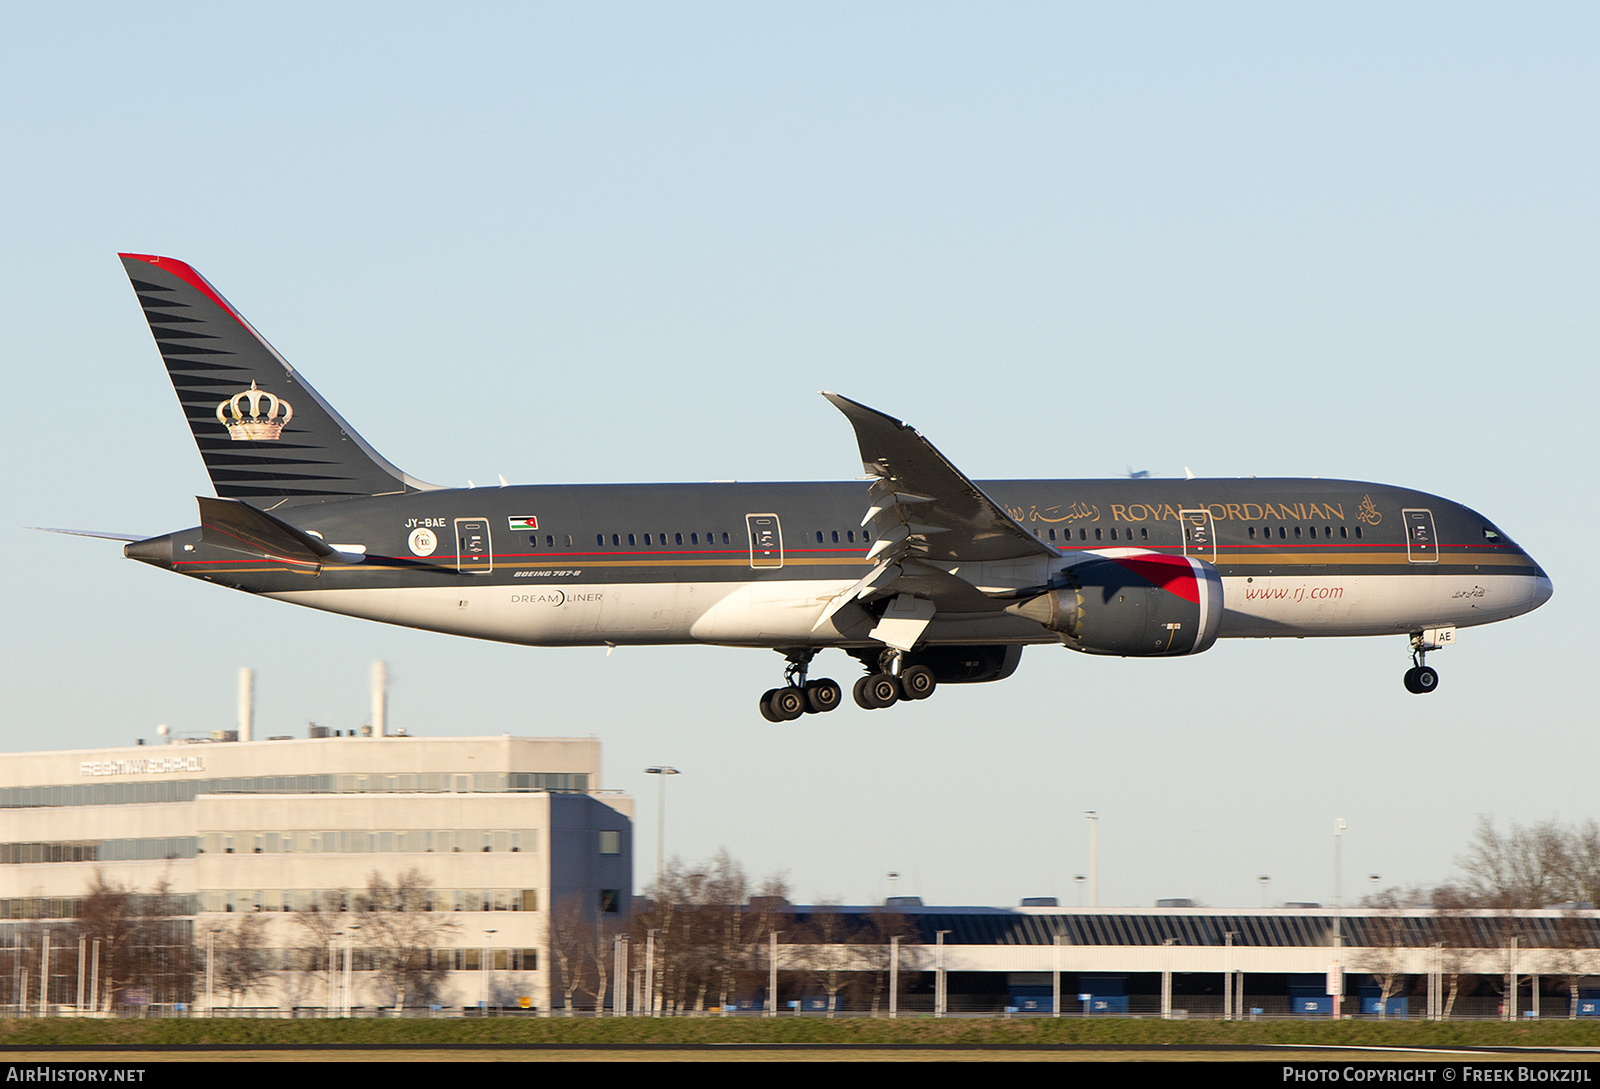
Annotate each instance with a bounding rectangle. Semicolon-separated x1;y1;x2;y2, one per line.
1;1016;1598;1048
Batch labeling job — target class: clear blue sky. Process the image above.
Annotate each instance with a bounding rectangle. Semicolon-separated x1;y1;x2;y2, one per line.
2;2;1594;908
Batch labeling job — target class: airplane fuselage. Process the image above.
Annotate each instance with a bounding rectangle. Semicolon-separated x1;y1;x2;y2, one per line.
133;476;1549;650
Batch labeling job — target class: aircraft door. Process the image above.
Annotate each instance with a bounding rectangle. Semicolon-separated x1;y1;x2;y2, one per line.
1402;509;1438;563
1180;509;1216;562
746;514;783;569
455;518;493;574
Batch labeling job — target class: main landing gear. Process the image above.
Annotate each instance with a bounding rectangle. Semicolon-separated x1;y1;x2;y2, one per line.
757;648;941;719
759;650;843;722
849;649;937;711
1402;630;1445;695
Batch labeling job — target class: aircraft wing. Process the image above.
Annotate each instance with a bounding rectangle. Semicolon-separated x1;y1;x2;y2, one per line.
816;394;1058;647
821;393;1057;564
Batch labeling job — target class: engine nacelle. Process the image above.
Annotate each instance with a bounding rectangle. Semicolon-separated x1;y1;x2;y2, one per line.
848;644;1024;684
907;644;1024;684
1006;553;1224;656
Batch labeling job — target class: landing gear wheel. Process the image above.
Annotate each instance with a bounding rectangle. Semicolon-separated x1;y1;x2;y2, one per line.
852;676;874;709
863;673;901;709
804;678;842;714
769;686;808;721
1403;665;1440;694
759;688;782;722
899;664;937;700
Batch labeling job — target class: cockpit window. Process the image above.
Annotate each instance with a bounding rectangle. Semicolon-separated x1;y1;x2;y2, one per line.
1482;524;1514;546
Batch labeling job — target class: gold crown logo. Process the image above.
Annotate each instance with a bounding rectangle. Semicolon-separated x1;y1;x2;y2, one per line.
216;381;293;441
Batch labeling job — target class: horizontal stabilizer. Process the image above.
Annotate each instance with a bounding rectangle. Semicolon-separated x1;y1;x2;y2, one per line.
196;496;362;567
31;527;153;543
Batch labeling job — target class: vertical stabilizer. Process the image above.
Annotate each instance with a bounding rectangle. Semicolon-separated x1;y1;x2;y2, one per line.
119;254;436;508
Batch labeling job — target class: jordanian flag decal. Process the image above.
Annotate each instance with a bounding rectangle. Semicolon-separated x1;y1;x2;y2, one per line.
508;516;539;531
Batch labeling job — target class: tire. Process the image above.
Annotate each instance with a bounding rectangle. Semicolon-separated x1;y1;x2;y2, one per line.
1414;666;1439;694
771;686;808;721
853;676;875;710
759;689;782;722
865;673;901;708
900;664;936;700
805;678;842;714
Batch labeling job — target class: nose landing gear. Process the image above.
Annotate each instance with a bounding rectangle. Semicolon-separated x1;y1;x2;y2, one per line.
1403;628;1453;695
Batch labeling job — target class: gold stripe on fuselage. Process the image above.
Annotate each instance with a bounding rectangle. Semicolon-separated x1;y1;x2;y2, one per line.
179;548;1534;577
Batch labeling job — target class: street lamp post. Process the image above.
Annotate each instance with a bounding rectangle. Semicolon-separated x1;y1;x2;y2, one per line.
1085;812;1099;907
482;929;497;1013
644;767;680;893
1332;818;1347;1021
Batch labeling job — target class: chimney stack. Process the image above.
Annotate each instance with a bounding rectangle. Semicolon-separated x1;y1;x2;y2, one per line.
237;667;254;742
371;660;388;738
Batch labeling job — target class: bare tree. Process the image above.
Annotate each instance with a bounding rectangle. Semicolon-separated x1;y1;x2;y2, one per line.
1352;892;1413;1019
795;901;860;1016
1559;821;1600;908
290;890;350;1010
1540;910;1598;1019
587;913;620;1013
548;893;599;1013
857;905;917;1016
745;874;793;1012
356;870;457;1011
701;851;749;1013
1459;817;1572;910
1430;885;1486;1021
211;914;273;1007
77;872;141;1012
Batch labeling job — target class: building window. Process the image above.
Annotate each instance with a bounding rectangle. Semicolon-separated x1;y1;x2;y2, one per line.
599;830;621;855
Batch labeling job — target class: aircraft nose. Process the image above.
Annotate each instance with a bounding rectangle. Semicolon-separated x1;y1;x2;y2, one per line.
1531;569;1554;611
